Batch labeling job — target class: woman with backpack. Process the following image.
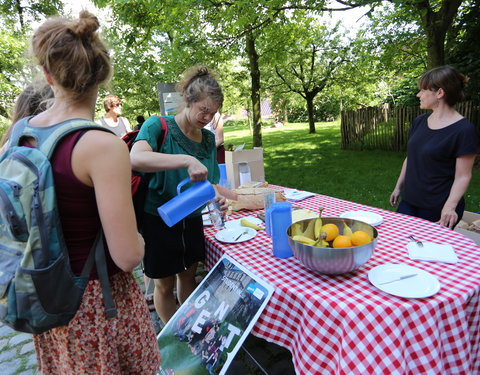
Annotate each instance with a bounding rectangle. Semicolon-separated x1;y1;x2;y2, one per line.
130;66;228;324
24;11;160;373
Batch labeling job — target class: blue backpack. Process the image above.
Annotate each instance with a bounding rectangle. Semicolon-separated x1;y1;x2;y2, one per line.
0;117;117;334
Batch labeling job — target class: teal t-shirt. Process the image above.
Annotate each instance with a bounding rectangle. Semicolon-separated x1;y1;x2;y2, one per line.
135;115;220;217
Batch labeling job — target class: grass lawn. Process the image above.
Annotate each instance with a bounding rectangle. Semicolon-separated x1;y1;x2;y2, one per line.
224;120;480;213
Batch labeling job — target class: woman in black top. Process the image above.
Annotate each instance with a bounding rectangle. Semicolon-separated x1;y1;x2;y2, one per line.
390;66;478;229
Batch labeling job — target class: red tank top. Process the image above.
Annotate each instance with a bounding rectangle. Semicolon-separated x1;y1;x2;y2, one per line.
51;131;121;279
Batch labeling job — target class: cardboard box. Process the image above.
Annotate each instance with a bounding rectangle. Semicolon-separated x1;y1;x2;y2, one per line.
225;148;265;189
454;211;480;246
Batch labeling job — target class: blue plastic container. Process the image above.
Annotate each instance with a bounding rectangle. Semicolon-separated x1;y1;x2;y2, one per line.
270;202;293;258
218;163;229;187
157;178;215;227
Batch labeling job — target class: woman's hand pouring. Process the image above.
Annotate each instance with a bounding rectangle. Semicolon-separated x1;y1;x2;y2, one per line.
186;156;208;182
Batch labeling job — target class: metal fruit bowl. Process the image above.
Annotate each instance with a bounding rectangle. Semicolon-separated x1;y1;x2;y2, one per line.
287;217;378;275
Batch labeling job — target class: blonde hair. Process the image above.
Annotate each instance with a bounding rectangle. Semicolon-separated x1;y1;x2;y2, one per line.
102;95;121;112
31;10;111;100
176;66;223;107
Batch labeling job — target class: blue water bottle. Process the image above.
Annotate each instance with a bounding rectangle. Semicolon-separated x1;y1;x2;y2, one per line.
270;202;293;259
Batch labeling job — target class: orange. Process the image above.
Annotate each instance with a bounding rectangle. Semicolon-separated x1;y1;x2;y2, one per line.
332;235;352;248
351;231;372;246
321;223;339;241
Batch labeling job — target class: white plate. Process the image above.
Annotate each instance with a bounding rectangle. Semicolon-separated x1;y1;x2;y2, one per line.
224;216;264;230
368;263;441;299
215;227;257;243
340;210;383;226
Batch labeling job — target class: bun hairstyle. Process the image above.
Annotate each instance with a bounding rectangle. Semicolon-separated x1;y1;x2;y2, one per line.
31;11;111;100
418;65;468;107
176;66;224;107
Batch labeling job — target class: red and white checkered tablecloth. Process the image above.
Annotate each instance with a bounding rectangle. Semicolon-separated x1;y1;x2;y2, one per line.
203;186;480;375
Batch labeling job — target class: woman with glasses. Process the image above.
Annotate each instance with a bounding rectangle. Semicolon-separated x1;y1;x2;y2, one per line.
130;66;227;324
97;95;132;137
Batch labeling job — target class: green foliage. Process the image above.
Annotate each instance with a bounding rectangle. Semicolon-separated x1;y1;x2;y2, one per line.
0;0;63;30
0;30;28;119
284;95;340;122
385;75;419;107
446;0;480;101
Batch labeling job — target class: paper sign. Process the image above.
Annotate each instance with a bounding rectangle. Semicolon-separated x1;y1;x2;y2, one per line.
157;255;274;375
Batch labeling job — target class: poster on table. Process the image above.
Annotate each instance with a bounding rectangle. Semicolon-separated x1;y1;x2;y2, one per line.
157;254;274;375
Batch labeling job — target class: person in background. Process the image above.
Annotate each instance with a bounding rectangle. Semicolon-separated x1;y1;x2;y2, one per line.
97;94;132;137
204;112;225;163
134;115;146;131
0;81;54;153
24;11;160;373
390;65;478;229
130;66;227;324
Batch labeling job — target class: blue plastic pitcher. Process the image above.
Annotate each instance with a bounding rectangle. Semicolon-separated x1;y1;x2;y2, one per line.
270;202;293;259
157;178;215;227
218;163;229;187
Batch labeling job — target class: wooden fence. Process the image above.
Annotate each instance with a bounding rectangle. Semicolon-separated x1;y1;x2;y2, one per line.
341;101;480;151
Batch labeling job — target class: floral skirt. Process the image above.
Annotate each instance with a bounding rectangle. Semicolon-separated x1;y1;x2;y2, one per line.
33;271;161;374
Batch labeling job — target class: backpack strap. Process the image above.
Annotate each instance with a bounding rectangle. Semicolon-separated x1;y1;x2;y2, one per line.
8;117;114;158
79;230;117;318
38;119;114;158
155;115;169;146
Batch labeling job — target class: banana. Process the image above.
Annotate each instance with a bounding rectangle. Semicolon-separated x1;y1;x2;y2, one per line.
290;222;303;237
343;222;353;238
292;235;317;246
313;238;330;248
303;219;316;239
240;219;263;230
314;218;323;239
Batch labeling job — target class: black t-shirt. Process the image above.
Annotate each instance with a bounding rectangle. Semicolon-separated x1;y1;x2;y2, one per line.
403;113;478;209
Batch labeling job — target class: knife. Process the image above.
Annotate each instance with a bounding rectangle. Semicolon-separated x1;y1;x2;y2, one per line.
378;274;417;285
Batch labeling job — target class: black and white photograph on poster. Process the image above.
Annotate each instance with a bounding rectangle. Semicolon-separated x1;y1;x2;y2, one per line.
157;254;274;375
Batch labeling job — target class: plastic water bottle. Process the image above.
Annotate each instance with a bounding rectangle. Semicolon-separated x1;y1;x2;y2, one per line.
270;202;293;258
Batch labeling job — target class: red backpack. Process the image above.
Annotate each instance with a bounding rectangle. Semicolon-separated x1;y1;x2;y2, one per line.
122;115;168;229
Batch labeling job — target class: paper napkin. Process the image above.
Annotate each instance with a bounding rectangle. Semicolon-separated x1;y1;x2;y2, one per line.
283;189;316;202
407;241;459;264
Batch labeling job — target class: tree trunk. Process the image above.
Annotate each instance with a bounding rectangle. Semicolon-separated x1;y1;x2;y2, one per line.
413;0;463;69
425;26;445;68
306;93;316;133
245;29;262;147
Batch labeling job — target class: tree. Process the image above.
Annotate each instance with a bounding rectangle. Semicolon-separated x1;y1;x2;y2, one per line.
368;0;465;69
404;0;463;68
0;0;62;31
446;0;480;100
92;0;370;146
272;20;348;133
0;0;62;123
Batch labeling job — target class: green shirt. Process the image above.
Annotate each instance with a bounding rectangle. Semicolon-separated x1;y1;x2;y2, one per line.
135;115;219;217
